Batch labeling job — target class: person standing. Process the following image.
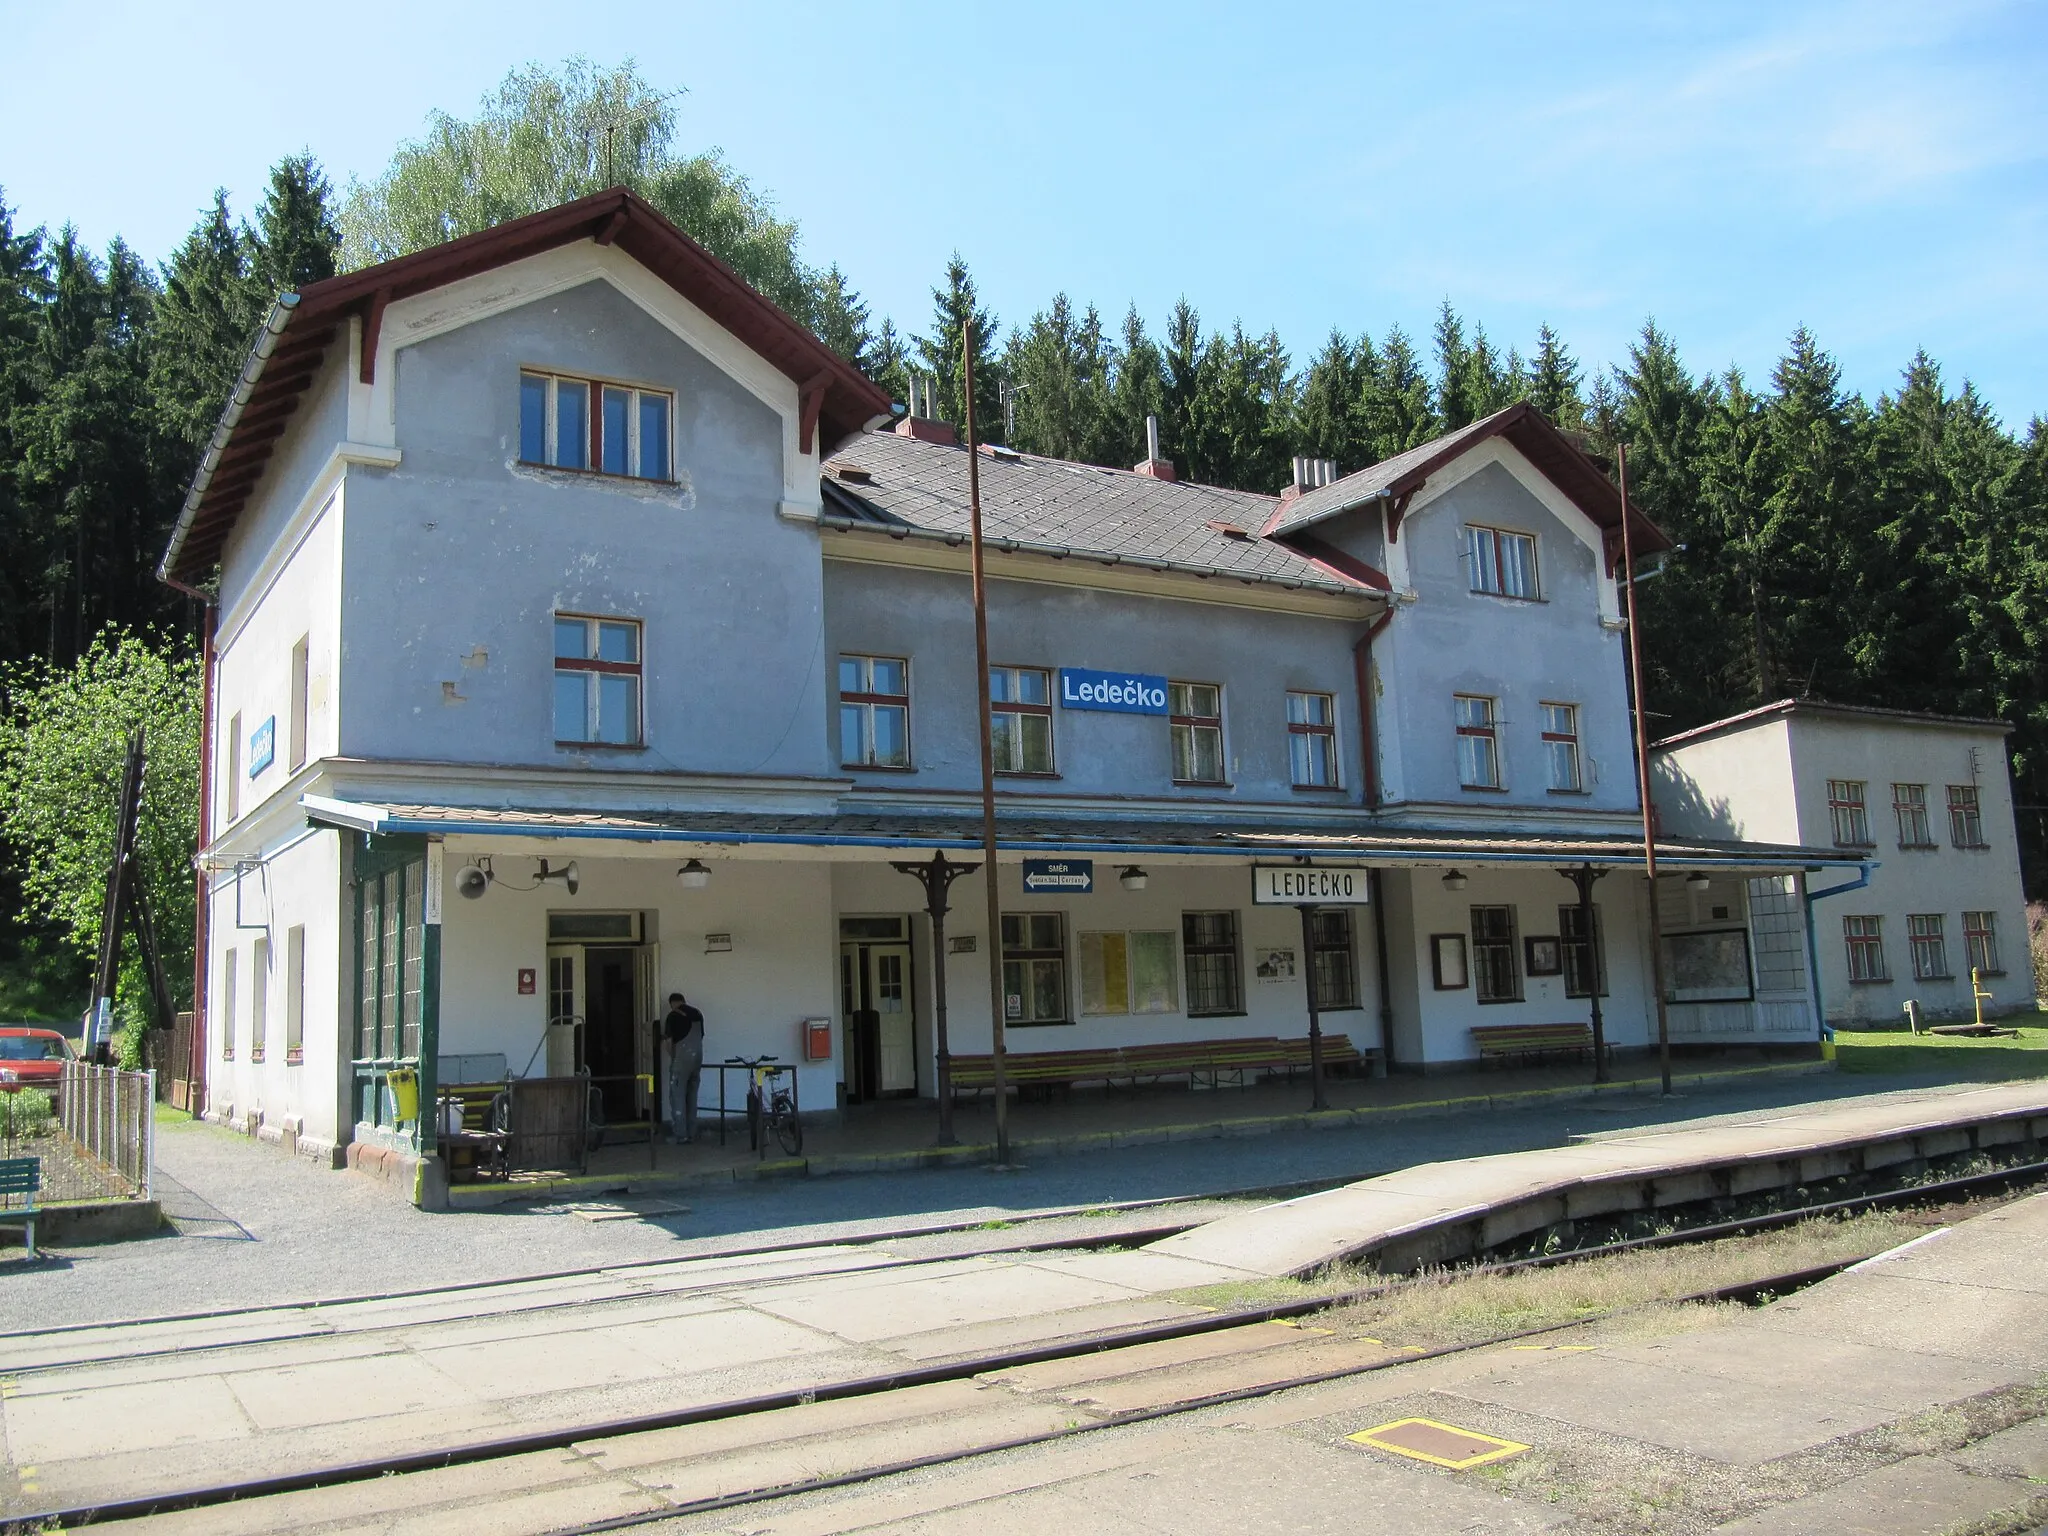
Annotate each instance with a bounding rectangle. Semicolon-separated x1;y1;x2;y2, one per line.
662;992;705;1143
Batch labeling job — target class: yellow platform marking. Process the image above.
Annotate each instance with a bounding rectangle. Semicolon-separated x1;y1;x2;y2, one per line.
1347;1417;1530;1469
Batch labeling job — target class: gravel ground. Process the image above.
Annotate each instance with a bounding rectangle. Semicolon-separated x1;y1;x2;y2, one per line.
0;1069;2001;1332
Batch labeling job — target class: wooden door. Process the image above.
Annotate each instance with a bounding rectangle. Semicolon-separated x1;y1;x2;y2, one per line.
871;943;916;1094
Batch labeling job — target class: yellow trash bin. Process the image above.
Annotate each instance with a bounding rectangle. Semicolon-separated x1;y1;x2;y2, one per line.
388;1067;420;1123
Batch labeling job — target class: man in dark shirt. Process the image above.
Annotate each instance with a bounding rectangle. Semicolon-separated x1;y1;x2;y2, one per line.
662;992;705;1143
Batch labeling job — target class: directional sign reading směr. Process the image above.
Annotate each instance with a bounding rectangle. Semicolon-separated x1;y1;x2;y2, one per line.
1252;865;1370;905
1023;859;1094;894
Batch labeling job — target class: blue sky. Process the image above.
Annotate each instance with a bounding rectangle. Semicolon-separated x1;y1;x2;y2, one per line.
4;0;2044;425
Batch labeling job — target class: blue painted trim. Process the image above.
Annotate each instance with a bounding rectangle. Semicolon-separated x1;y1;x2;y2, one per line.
1801;863;1877;1040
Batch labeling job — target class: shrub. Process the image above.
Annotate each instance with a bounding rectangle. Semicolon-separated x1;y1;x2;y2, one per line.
0;1087;54;1137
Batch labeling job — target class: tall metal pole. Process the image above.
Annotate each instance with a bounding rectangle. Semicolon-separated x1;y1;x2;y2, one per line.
962;323;1012;1164
1619;445;1674;1095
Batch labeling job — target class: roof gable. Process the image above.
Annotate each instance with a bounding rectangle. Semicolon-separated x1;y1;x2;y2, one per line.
161;188;891;589
1266;403;1670;568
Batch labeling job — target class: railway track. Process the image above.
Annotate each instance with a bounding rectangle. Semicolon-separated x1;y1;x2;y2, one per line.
22;1156;2046;1532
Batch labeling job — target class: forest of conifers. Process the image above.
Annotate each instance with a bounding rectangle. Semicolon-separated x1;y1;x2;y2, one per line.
2;60;2045;1013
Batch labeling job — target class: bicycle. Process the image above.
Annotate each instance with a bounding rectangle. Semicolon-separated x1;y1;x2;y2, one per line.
737;1056;802;1157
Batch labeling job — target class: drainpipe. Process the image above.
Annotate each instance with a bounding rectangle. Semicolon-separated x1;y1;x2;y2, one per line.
1355;610;1395;1075
189;605;217;1116
1802;864;1874;1044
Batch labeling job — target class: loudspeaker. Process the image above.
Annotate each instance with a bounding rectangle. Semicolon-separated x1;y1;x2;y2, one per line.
456;864;491;900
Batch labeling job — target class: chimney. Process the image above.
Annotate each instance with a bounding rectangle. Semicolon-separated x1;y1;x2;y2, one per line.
1132;414;1176;480
1281;456;1337;501
894;373;957;446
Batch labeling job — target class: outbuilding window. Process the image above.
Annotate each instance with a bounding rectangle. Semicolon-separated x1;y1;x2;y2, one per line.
554;616;643;746
519;370;672;481
1964;911;2002;976
1001;913;1068;1025
839;655;910;769
1893;783;1933;847
1947;785;1987;848
1470;905;1521;1002
1827;780;1872;847
1844;915;1888;982
1456;695;1500;789
990;666;1054;775
1170;682;1225;784
1182;911;1243;1016
1463;524;1538;599
1908;914;1950;981
1287;691;1339;788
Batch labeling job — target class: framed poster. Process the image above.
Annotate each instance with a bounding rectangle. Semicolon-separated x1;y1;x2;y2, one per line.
1431;933;1468;990
1525;936;1563;977
1661;929;1755;1003
1254;947;1297;982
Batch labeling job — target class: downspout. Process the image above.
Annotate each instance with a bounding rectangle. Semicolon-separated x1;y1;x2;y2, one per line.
1357;608;1395;1074
1802;864;1874;1046
189;605;217;1116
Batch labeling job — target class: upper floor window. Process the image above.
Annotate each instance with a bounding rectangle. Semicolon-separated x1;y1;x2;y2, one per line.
1542;702;1582;792
519;370;672;481
839;655;910;769
1907;914;1950;980
554;615;642;745
1893;783;1932;847
1827;780;1871;847
1947;785;1987;848
990;666;1054;775
1463;524;1538;599
1287;691;1338;788
1455;694;1500;789
1170;682;1225;784
1964;911;2002;975
1844;915;1888;982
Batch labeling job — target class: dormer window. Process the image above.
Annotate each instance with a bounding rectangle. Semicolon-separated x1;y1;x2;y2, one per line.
520;370;672;482
1463;524;1538;599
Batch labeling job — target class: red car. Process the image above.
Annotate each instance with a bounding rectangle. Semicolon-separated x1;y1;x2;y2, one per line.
0;1028;75;1109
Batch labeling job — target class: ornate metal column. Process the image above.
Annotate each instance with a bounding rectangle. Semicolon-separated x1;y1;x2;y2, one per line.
889;850;979;1145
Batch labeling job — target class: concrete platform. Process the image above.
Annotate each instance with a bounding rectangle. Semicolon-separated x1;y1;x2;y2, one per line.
1148;1078;2048;1277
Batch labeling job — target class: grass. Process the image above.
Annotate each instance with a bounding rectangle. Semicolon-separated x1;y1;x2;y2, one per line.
1165;1212;1922;1348
1834;1016;2048;1082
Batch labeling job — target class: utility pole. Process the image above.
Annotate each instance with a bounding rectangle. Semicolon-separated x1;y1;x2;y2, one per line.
962;321;1012;1165
1619;445;1674;1095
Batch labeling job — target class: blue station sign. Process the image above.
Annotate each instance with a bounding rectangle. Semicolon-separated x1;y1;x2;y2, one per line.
1023;858;1094;894
1058;667;1169;715
248;716;276;777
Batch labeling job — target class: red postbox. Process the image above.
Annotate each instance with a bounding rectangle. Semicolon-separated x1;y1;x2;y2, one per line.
803;1017;834;1061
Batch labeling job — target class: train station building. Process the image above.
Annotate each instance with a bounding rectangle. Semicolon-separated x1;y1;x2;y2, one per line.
162;190;1890;1175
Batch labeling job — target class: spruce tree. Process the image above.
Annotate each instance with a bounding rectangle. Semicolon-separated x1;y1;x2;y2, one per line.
1526;325;1585;428
1108;306;1166;466
150;191;257;465
916;253;1000;438
250;154;340;297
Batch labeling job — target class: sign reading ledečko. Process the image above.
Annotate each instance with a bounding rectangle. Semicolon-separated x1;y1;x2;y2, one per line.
1251;865;1370;905
1058;667;1169;715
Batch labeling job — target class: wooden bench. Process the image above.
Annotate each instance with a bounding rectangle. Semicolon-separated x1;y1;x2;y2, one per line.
1470;1023;1595;1064
951;1035;1364;1094
0;1157;41;1259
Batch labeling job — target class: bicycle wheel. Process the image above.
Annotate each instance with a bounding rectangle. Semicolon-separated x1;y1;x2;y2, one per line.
773;1095;803;1156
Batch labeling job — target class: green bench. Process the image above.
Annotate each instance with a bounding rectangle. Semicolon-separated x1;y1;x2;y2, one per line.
0;1157;42;1259
951;1035;1363;1094
1471;1022;1595;1063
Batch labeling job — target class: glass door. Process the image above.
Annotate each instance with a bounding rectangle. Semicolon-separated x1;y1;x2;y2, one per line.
872;943;916;1093
544;944;583;1078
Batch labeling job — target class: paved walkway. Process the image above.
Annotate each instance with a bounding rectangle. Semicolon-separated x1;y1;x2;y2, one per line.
489;1053;1835;1200
1153;1076;2048;1277
1;1064;1966;1334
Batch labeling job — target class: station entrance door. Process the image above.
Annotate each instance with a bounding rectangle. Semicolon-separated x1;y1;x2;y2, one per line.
840;916;916;1102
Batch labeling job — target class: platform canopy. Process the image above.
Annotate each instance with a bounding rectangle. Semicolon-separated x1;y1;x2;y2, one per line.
298;794;1856;874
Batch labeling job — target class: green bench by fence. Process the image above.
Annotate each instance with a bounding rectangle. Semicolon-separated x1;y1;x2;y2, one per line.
0;1156;41;1260
950;1035;1364;1094
1470;1022;1595;1063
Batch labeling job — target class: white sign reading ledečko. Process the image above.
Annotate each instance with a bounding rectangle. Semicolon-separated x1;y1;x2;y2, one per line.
1250;865;1371;905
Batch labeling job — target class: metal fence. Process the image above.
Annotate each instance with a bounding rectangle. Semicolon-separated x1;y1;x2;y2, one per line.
0;1060;157;1203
